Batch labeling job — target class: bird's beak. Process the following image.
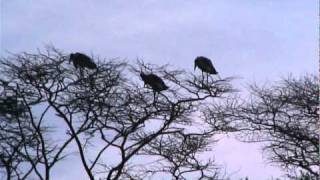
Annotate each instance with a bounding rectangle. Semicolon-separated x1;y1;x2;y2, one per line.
194;64;196;71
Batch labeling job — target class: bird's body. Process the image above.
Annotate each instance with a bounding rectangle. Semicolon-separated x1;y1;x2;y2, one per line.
194;56;218;74
69;53;97;69
140;73;168;92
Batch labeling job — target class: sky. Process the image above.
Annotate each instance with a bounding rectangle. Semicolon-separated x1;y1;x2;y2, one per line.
0;0;318;179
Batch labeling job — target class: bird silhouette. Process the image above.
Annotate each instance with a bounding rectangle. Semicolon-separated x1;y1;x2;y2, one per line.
140;72;168;92
194;56;217;74
69;53;97;69
140;72;168;101
194;56;218;83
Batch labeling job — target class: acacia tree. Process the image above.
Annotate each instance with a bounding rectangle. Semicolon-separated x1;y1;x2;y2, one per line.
205;75;319;179
0;47;235;180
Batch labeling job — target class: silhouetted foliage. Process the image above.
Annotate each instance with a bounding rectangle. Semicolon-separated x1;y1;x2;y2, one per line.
0;46;235;180
206;75;319;179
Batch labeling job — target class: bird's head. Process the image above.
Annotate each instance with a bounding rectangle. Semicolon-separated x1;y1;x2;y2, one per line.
69;53;75;63
194;57;200;71
140;72;147;80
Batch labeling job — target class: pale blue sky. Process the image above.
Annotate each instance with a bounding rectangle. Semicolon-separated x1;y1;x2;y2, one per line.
1;0;318;179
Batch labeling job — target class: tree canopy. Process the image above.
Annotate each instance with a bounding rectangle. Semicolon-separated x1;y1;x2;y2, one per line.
206;74;319;179
0;47;235;180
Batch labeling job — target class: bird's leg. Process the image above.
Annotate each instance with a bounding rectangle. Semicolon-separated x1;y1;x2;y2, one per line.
79;68;84;78
206;73;209;85
90;76;95;90
153;91;157;105
201;71;204;84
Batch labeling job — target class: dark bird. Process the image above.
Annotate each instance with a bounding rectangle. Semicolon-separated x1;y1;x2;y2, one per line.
194;56;218;75
194;56;218;83
69;53;97;69
140;72;168;92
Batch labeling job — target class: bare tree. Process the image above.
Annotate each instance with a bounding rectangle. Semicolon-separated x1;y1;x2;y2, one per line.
0;46;235;180
205;75;319;179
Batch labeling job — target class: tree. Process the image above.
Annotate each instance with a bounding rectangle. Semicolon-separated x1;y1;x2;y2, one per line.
205;75;319;178
0;46;235;179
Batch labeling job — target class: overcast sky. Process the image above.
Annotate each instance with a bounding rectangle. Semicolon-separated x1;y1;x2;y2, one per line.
1;0;318;179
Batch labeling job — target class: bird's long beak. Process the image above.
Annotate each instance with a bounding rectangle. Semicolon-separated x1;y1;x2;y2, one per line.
194;64;196;71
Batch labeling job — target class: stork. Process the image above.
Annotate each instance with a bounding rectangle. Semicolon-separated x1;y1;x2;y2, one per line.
194;56;218;83
69;53;97;69
140;72;168;100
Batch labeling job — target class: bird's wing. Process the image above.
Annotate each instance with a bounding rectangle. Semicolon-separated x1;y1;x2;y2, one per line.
79;53;91;61
151;75;165;84
205;59;217;73
205;59;214;67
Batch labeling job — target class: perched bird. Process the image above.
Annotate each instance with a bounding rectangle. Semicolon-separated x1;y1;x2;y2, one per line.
140;72;168;92
140;72;168;101
194;56;218;75
194;56;218;82
69;53;97;69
